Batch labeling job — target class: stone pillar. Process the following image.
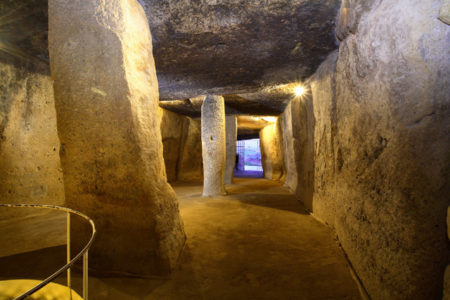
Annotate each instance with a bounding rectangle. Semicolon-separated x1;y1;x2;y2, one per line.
280;102;298;192
259;121;285;181
49;0;185;276
225;115;237;184
201;95;226;196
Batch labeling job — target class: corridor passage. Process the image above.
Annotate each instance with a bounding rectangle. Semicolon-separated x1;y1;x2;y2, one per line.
89;178;362;299
0;179;362;299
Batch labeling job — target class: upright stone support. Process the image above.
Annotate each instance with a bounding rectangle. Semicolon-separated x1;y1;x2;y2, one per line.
259;120;285;181
225;115;237;184
201;95;226;196
49;0;185;276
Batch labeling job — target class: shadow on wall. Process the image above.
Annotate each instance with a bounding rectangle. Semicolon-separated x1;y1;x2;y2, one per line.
160;108;203;183
280;91;315;207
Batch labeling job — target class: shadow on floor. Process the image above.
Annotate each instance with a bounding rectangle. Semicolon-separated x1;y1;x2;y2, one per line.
231;193;309;215
0;246;66;281
1;178;361;299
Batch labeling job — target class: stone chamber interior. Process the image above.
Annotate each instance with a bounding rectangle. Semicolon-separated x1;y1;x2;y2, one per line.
0;0;449;299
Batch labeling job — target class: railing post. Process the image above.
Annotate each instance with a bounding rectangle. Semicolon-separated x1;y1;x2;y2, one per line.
83;252;88;300
67;211;72;300
0;204;95;300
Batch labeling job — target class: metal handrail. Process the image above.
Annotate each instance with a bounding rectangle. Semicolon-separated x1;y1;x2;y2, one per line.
0;204;96;300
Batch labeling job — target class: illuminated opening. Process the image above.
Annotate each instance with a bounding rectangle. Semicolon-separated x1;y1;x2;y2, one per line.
293;85;306;97
235;138;263;178
261;116;277;123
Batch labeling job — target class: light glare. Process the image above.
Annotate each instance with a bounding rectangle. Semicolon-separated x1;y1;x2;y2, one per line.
293;85;306;97
261;117;277;123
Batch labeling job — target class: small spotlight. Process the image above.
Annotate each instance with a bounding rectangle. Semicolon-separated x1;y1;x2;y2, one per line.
293;85;306;97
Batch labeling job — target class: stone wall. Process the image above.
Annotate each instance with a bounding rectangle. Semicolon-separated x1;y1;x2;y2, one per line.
225;115;237;184
280;103;298;192
310;51;338;227
304;0;450;298
177;117;204;183
0;0;66;255
280;94;315;210
159;108;205;183
259;120;285;181
0;62;64;207
160;108;184;182
0;0;64;208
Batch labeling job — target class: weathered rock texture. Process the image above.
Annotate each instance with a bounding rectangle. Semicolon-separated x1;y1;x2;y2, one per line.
160;84;302;117
177;117;204;183
280;95;315;209
0;0;64;207
439;0;450;25
0;62;64;207
140;0;340;99
310;51;338;227
0;0;49;69
335;0;375;41
160;108;184;182
302;1;450;298
225;115;237;184
237;116;273;138
49;0;185;276
259;120;285;181
201;95;226;196
159;108;204;183
280;103;297;192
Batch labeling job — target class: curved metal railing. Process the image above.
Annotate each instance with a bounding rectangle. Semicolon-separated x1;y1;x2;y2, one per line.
0;204;96;300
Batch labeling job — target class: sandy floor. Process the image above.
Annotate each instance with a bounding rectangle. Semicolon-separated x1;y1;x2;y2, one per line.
0;178;361;299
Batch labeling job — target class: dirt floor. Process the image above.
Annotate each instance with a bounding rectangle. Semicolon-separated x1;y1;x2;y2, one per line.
0;178;362;299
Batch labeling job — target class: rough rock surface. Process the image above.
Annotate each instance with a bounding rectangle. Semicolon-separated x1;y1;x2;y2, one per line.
237;116;273;138
159;96;205;118
439;0;450;25
310;51;338;227
160;108;184;182
201;95;226;196
0;62;64;207
225;115;237;184
0;0;49;70
280;103;297;192
334;1;449;298
140;0;340;99
259;120;285;181
335;0;375;41
49;0;185;276
0;1;64;207
305;0;450;298
280;95;315;209
160;87;296;117
178;117;204;182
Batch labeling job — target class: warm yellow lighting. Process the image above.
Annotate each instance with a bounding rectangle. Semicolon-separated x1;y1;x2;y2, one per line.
261;117;277;123
293;85;306;97
0;280;83;300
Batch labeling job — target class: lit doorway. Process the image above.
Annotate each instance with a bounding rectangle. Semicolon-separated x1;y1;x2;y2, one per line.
234;138;263;178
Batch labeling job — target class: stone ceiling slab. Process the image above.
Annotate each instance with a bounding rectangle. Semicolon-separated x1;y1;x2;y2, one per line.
141;0;341;99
